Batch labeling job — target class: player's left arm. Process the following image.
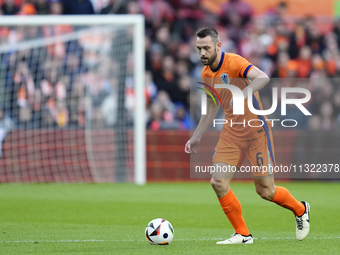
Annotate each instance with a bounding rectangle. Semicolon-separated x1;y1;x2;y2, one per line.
242;66;270;99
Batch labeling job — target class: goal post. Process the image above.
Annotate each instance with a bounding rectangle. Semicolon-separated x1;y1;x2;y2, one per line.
0;15;146;184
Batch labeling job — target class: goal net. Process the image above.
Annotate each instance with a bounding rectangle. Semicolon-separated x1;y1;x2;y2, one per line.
0;15;145;184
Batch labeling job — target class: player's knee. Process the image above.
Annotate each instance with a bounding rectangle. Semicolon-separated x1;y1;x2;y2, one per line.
210;178;222;190
256;186;275;200
211;178;230;193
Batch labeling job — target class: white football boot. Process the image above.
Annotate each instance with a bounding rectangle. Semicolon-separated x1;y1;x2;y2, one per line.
295;201;310;240
216;232;253;244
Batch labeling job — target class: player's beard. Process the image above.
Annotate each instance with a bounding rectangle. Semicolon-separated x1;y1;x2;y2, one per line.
201;47;218;66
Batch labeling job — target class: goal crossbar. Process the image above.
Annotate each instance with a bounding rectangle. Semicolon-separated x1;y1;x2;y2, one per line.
0;15;144;26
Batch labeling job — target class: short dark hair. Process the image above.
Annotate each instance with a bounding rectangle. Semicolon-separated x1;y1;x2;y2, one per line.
196;28;220;43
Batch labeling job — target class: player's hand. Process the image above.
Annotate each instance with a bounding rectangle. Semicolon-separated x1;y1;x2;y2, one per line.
185;138;201;154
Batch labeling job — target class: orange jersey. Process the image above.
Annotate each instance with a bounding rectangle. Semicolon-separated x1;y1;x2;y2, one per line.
202;52;269;141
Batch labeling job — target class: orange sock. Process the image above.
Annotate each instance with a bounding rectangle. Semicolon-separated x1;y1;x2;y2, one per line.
271;186;305;216
218;189;250;236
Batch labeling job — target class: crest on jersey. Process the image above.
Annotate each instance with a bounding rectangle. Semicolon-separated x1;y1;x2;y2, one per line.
221;73;229;84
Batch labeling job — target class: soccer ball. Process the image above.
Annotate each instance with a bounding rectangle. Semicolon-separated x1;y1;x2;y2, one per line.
145;218;174;245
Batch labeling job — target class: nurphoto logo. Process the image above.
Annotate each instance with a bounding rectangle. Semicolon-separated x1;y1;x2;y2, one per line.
197;82;312;128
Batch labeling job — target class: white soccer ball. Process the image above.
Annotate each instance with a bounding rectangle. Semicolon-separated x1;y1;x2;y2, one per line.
145;218;174;245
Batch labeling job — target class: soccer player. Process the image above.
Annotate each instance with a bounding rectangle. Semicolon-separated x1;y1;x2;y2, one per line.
185;28;310;244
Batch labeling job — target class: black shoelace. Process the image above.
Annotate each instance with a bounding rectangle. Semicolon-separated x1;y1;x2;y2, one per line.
296;217;303;230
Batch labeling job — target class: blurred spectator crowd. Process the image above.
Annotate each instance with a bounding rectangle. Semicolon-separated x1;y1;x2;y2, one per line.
0;0;340;131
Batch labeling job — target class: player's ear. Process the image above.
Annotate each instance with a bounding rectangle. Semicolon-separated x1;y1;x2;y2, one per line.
216;41;222;50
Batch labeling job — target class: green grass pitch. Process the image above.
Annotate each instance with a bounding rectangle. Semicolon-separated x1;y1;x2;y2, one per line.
0;182;339;254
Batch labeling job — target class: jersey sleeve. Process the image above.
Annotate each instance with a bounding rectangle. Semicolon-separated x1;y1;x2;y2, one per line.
201;67;208;81
201;68;216;97
200;68;209;87
231;54;254;78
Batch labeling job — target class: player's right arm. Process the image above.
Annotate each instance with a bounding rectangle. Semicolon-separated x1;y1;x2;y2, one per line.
185;96;220;154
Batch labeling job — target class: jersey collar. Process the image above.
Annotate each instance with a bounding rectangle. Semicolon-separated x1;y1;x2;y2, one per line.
210;51;224;72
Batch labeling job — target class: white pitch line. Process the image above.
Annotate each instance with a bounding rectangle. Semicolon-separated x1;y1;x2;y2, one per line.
1;236;340;244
